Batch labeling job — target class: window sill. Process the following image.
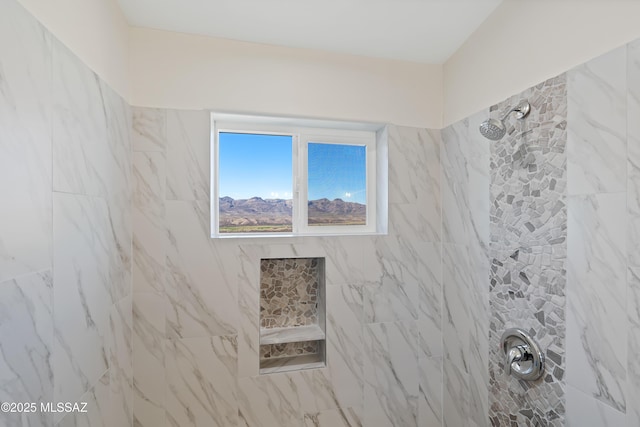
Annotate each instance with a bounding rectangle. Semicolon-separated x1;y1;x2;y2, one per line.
211;231;387;239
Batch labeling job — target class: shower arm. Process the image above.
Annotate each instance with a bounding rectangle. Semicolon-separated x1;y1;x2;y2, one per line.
499;101;531;121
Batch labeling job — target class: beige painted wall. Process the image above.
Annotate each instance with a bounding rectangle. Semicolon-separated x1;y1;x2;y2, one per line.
129;27;443;129
16;0;640;129
16;0;130;99
444;0;640;126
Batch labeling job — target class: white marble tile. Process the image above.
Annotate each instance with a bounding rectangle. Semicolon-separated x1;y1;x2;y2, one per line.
442;244;488;381
568;46;627;195
53;193;112;408
466;111;491;263
102;83;132;302
627;39;640;266
627;267;640;427
326;285;364;410
388;202;439;245
467;365;488;427
359;239;384;287
364;237;429;323
443;360;469;427
440;119;468;183
628;46;640;427
109;297;133;427
303;407;362;427
56;371;110;427
0;0;52;282
363;279;418;324
165;201;237;338
236;244;262;379
106;197;133;302
0;271;54;427
133;152;166;294
101;82;132;202
52;39;109;197
465;110;491;179
441;120;472;245
422;129;442;242
418;242;442;359
294;369;345;414
133;152;166;225
363;321;419;427
165;336;238;427
419;357;442;427
165;109;210;201
387;126;439;218
566;385;625;427
132;293;165;427
237;374;302;427
386;126;441;242
567;193;627;411
316;237;366;286
133;107;166;152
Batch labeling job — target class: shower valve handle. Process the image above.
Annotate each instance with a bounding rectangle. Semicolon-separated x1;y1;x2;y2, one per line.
500;328;545;381
504;345;526;376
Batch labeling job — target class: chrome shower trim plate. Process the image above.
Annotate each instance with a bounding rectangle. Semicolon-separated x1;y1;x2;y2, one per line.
512;100;531;119
500;327;545;381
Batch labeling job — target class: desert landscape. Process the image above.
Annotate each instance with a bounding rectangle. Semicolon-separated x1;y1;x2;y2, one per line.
219;196;366;232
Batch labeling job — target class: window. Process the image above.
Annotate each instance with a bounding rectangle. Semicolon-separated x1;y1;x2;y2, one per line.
211;114;386;237
307;143;366;227
218;132;293;233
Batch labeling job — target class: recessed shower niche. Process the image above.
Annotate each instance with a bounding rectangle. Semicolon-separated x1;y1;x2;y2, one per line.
259;257;326;374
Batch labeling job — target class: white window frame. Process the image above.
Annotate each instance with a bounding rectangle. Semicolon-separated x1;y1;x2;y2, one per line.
211;114;380;238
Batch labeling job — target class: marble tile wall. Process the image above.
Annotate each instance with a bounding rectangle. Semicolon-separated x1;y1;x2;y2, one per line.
564;42;640;426
629;38;640;426
625;41;640;427
440;110;490;427
132;111;444;426
0;1;133;426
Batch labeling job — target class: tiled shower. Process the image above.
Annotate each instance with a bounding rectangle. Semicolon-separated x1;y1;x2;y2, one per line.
441;44;640;426
1;0;640;426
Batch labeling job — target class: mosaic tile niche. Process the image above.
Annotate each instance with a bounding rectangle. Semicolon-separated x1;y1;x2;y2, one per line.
259;257;326;374
488;74;567;426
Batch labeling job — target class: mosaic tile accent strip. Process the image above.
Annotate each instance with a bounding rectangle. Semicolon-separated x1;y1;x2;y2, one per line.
489;74;567;427
260;341;319;360
260;258;320;329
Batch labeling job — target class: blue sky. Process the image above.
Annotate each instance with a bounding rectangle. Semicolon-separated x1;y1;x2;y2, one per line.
219;133;292;199
308;142;366;204
219;132;366;204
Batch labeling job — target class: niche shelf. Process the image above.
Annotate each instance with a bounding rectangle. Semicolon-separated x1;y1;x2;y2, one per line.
259;257;326;374
260;324;325;345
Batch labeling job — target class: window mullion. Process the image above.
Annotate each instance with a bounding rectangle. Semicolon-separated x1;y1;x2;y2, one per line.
292;134;299;233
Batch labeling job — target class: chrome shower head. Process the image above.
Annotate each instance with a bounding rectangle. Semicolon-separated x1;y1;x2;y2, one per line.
479;118;506;141
479;100;531;141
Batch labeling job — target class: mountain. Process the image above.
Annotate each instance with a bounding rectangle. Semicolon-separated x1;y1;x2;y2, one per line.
218;196;365;230
219;196;292;215
307;198;365;217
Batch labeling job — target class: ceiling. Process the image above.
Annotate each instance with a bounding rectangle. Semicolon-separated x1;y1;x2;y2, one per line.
117;0;503;64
